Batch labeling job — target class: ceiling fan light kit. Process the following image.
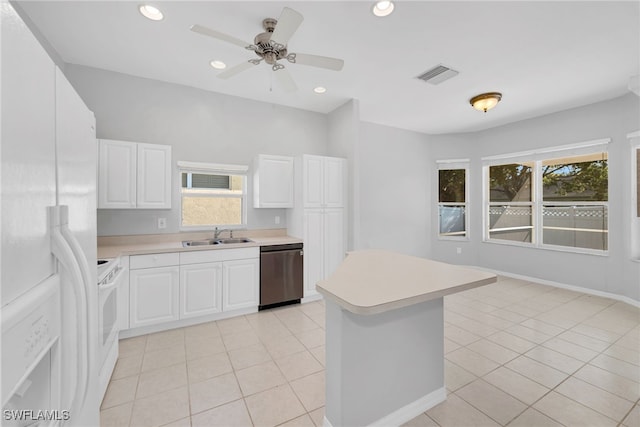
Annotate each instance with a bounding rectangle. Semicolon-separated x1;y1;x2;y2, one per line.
470;92;502;112
373;1;395;17
209;60;226;70
139;4;163;21
191;7;344;93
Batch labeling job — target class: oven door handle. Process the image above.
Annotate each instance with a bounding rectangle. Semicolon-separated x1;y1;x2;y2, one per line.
100;267;126;291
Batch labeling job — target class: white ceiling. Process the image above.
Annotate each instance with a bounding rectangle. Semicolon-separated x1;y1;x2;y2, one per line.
17;1;640;135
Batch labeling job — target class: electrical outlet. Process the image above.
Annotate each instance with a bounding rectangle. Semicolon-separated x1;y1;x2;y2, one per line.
158;218;167;229
275;216;280;225
456;247;462;254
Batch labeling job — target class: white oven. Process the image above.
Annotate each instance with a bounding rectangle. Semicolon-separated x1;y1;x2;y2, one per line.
97;257;125;399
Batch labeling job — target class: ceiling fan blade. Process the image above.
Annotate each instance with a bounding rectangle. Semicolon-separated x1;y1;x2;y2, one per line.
190;24;250;48
270;7;304;46
274;68;297;93
217;61;256;79
292;53;344;71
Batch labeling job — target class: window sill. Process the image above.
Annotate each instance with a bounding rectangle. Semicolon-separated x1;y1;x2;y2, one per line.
438;236;470;242
482;238;609;257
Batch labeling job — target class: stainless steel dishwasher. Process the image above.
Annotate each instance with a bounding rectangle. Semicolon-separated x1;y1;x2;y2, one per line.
260;243;303;309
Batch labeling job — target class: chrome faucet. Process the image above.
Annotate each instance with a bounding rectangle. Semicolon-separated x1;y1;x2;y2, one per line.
213;227;231;239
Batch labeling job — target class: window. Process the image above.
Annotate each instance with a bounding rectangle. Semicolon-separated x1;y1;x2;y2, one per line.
437;160;469;239
178;161;248;229
541;153;608;251
483;139;609;253
488;162;534;243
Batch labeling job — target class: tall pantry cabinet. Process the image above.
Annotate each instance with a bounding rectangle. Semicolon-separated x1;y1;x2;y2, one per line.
288;155;347;299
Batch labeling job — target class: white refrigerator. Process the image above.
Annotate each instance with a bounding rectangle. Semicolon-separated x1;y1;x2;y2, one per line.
1;3;100;426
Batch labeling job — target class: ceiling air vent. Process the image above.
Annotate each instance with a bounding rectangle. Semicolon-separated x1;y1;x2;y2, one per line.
416;64;459;85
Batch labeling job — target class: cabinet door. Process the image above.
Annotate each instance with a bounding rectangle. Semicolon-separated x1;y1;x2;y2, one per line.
222;259;259;311
324;208;346;279
324;158;345;208
303;210;325;296
98;140;137;209
254;155;294;208
137;143;172;209
129;266;179;328
303;155;324;208
117;257;130;331
180;262;222;319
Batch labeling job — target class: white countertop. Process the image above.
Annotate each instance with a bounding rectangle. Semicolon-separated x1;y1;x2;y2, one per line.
316;249;497;315
97;234;303;259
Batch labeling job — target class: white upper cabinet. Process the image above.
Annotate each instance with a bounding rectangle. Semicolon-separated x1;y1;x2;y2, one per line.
324;157;346;208
303;155;345;208
136;143;172;209
98;139;171;209
98;140;137;208
253;154;294;208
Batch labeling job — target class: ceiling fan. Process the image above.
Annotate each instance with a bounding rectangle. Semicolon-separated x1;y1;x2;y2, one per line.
191;7;344;92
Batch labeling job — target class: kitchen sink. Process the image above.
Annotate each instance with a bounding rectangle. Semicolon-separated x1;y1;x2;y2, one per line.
182;239;218;247
214;238;253;244
181;237;253;247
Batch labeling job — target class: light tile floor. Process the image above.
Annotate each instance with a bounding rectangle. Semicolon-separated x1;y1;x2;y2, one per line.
101;276;640;427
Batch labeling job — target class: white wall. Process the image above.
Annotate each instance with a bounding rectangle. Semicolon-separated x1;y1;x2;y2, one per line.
430;93;640;302
356;122;431;258
328;100;360;250
64;65;329;236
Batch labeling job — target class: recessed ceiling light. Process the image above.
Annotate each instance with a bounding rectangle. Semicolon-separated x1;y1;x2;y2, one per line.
139;4;164;21
314;86;327;94
372;1;395;17
210;60;227;70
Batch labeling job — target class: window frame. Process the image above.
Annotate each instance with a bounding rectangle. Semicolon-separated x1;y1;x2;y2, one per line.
629;130;640;261
177;161;248;231
436;159;470;241
482;139;610;255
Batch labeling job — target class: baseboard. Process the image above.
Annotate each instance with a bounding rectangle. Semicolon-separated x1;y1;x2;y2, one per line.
302;293;323;304
322;387;446;427
475;267;640;309
119;306;258;338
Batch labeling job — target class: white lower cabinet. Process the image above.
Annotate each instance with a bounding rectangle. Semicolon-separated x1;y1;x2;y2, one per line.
302;208;345;297
130;266;180;328
128;248;259;330
223;258;260;311
180;262;223;319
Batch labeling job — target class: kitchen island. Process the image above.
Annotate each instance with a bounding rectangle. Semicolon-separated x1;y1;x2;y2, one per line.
316;250;497;427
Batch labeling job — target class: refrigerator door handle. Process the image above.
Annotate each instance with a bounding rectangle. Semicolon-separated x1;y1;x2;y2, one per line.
49;206;89;416
60;220;92;409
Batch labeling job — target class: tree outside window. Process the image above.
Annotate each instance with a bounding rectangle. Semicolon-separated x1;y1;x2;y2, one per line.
438;168;467;238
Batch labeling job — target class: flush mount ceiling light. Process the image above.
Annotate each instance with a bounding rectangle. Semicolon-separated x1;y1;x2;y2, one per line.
372;1;395;17
313;86;327;94
210;60;227;70
470;92;502;112
139;4;164;21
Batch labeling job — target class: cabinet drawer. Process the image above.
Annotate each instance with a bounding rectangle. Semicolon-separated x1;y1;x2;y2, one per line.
130;252;179;269
180;247;259;265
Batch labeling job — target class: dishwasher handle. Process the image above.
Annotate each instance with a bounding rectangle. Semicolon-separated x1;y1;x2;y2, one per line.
260;243;303;253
